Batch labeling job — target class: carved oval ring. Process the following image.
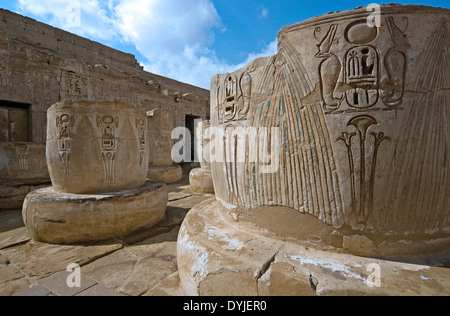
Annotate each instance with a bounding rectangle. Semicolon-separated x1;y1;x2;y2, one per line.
102;115;114;124
345;20;378;44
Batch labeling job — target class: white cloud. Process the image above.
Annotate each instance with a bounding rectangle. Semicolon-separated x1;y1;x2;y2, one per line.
16;0;278;89
259;8;269;19
241;39;278;66
17;0;117;40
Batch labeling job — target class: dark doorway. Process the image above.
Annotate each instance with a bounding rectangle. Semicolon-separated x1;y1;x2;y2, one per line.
185;115;201;162
0;101;31;142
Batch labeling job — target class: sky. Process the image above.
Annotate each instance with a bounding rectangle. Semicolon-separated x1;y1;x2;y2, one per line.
0;0;449;89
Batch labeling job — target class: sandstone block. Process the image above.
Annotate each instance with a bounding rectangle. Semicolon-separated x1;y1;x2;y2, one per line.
0;143;49;180
22;181;168;244
189;168;214;194
189;120;214;194
46;100;149;194
147;165;183;184
147;108;175;167
178;199;450;296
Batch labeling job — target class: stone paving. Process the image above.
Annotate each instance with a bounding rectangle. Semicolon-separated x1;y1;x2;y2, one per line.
0;171;213;296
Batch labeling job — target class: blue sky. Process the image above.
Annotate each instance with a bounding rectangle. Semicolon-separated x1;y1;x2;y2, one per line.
1;0;449;89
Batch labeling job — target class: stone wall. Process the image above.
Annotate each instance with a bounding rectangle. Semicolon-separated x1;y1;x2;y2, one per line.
0;9;210;144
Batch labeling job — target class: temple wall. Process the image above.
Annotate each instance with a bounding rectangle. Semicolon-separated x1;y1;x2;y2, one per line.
0;9;210;144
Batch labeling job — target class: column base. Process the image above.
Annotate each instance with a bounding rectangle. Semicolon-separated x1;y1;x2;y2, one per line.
147;165;183;184
189;168;214;194
177;199;450;296
23;181;168;245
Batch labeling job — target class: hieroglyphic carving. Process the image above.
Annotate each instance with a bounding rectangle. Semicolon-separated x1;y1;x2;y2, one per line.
56;114;74;176
218;70;254;124
97;115;119;184
336;132;357;204
338;115;390;224
382;17;409;107
344;46;379;108
316;24;342;110
316;16;409;112
239;72;252;118
62;71;88;99
136;118;146;166
15;144;29;171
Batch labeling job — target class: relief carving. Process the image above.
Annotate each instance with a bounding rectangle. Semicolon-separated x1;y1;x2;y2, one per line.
63;71;88;99
316;16;409;112
15;144;29;171
47;100;149;194
181;8;450;292
136;118;146;166
316;24;342;110
97;115;119;184
382;17;409;107
218;70;254;123
344;46;379;108
338;116;390;225
56;114;74;176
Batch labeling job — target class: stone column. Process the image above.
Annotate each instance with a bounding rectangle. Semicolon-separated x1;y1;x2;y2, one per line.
189;120;214;194
177;5;450;296
146;108;183;184
23;100;168;244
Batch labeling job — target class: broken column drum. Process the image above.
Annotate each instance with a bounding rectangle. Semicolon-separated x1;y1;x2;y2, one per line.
189;120;215;194
46;100;149;194
178;5;450;296
146;108;183;184
23;100;168;244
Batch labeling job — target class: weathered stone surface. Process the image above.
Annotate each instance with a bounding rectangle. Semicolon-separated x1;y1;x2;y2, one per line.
47;100;149;194
1;180;212;296
189;120;215;194
75;284;125;296
189;168;214;194
0;142;50;211
38;270;97;296
0;254;9;265
178;199;283;296
147;108;175;168
23;182;168;244
0;266;26;285
0;9;210;144
147;165;183;184
0;227;29;251
178;199;450;296
208;4;450;258
0;179;51;210
13;284;53;296
118;244;177;296
0;209;30;250
144;271;185;296
22;99;169;245
0;267;30;296
0;143;49;181
179;4;450;295
196;120;212;170
83;229;179;296
0;239;123;279
257;262;316;296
